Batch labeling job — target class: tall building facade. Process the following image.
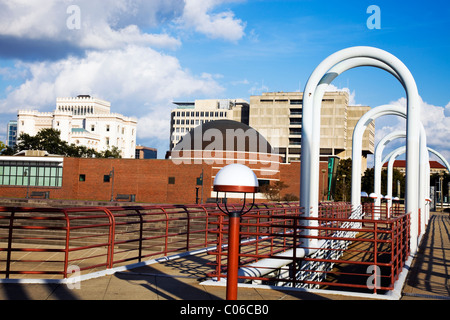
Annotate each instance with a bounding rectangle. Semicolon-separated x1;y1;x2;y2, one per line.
17;95;137;158
249;91;375;170
6;120;17;147
169;99;249;150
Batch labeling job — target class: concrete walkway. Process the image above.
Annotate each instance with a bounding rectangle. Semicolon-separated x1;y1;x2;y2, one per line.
401;211;450;300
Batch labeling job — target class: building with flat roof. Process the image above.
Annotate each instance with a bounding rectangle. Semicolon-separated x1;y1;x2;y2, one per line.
17;95;137;158
135;146;157;159
169;99;249;150
249;91;375;171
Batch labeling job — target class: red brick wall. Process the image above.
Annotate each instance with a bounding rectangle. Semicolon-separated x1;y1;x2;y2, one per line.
279;160;329;202
0;157;330;204
0;158;213;204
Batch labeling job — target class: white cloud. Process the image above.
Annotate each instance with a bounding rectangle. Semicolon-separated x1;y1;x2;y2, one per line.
178;0;246;41
373;97;450;165
0;0;182;50
325;84;358;106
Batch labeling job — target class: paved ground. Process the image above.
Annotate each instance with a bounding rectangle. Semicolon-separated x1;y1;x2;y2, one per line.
401;211;450;300
0;211;449;301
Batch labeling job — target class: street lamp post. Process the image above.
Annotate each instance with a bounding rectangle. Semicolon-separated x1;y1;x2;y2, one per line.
109;167;115;202
213;164;259;300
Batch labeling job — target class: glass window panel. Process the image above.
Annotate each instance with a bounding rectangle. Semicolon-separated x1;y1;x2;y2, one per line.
9;175;16;185
45;167;50;177
57;177;62;187
17;167;23;176
4;166;10;175
0;166;3;175
50;177;56;187
30;167;37;176
38;177;44;186
4;176;9;185
51;167;57;177
39;167;45;177
44;177;50;186
16;176;23;186
30;177;36;186
10;166;16;176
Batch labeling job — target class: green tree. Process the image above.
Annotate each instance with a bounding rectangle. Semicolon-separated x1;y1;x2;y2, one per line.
334;158;352;202
361;167;405;198
260;181;289;201
16;128;121;158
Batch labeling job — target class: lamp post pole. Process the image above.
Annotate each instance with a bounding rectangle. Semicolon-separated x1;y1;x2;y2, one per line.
213;163;259;301
109;167;115;202
226;211;241;300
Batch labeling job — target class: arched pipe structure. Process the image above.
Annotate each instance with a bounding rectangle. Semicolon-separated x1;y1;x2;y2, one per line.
301;46;421;252
374;131;406;206
382;146;449;230
352;105;428;252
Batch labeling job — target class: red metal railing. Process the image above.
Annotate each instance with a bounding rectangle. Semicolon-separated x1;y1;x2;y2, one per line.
0;203;296;280
0;202;411;295
208;204;410;294
0;204;223;279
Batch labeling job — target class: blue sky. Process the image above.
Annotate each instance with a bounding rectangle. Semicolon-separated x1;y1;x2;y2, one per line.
0;0;449;164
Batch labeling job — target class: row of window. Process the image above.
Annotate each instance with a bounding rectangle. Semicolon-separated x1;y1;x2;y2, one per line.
173;111;227;118
0;162;63;187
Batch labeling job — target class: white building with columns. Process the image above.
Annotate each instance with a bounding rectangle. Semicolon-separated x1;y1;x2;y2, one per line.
17;95;137;158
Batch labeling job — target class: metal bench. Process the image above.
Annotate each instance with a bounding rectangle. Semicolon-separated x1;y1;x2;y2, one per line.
30;191;50;199
115;194;135;202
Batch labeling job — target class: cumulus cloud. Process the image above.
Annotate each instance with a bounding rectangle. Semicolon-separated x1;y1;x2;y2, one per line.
0;0;183;55
325;84;358;106
373;96;450;165
178;0;246;41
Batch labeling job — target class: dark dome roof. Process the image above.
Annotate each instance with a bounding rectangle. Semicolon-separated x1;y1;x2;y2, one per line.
173;120;274;154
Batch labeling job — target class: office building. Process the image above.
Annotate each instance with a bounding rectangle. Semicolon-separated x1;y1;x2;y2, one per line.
17;95;137;158
169;99;249;150
6;120;17;147
135;146;157;159
249;91;375;171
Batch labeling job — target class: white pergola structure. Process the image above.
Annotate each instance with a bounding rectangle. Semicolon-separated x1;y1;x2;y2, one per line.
383;145;450;232
300;46;421;253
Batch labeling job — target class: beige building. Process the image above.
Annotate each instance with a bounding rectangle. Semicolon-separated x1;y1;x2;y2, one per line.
249;91;375;170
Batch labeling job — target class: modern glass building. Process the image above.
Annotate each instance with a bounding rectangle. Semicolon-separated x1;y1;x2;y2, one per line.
6;120;17;147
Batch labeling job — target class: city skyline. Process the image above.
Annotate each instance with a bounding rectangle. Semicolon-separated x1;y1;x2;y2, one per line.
0;0;449;165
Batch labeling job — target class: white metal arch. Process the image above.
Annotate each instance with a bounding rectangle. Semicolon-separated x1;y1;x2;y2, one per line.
301;46;421;252
374;131;406;206
353;106;428;252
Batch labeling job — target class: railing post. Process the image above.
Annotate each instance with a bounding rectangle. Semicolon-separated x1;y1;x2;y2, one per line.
5;209;16;279
62;209;70;279
103;208;115;269
373;220;378;294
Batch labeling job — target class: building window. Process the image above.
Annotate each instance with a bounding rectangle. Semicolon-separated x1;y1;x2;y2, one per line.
106;125;110;132
91;125;95;132
104;175;111;183
290;99;302;105
168;177;175;184
79;174;86;182
0;161;63;187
